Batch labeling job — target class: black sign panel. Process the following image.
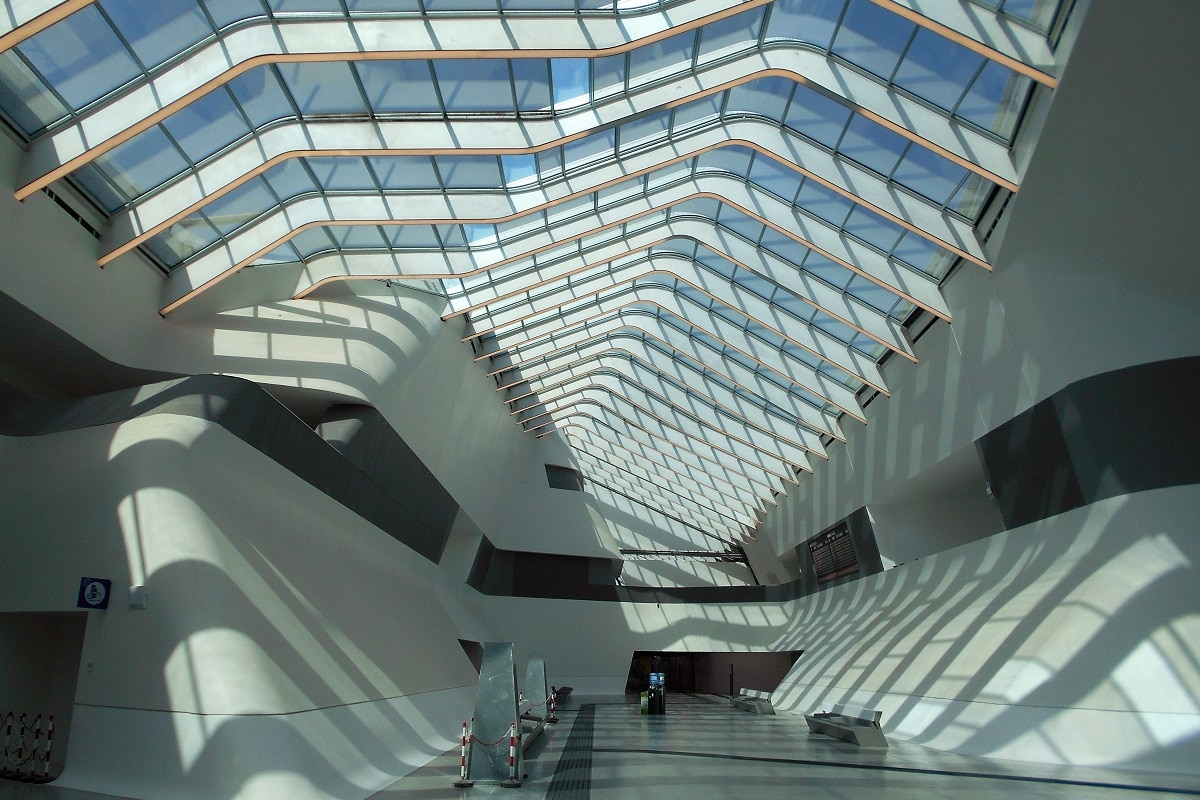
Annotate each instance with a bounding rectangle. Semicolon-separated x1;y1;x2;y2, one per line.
807;524;858;584
77;577;112;610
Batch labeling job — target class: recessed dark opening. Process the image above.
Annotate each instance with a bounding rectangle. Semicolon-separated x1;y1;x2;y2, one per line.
458;639;483;674
624;650;802;696
545;464;584;491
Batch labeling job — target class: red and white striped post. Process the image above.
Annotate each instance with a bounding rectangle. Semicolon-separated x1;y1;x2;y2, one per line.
507;722;516;781
16;713;26;772
43;715;54;778
451;719;474;788
547;691;558;723
459;722;468;781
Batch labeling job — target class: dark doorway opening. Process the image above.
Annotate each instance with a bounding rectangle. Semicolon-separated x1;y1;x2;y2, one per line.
624;650;801;696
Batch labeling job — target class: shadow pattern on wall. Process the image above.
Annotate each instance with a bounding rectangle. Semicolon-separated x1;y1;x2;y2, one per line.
0;375;458;563
978;355;1200;529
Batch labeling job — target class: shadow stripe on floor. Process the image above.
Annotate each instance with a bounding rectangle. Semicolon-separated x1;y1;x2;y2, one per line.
591;747;1200;796
546;704;596;800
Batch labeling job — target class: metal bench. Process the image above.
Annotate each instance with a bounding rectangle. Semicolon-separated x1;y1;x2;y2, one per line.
730;688;776;715
804;704;888;747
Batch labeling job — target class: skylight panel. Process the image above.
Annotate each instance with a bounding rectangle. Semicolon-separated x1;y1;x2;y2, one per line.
280;62;368;115
92;125;189;197
956;59;1033;138
371;156;440;189
628;29;696;85
145;217;221;265
161;89;251;163
838;114;909;177
99;0;214;68
831;0;915;82
357;61;443;113
269;0;346;13
696;6;766;62
0;51;66;132
228;68;296;127
551;59;591;110
892;28;985;113
434;59;518;113
263;158;321;199
16;5;140;109
202;179;278;236
782;84;853;148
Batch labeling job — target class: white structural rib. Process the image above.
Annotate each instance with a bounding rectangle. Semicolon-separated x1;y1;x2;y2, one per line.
478;280;885;394
446;224;939;322
558;414;787;497
155;154;978;285
12;0;766;197
507;352;835;453
868;0;1058;82
22;44;1016;203
569;444;754;523
532;394;801;484
168;191;951;320
518;382;807;478
486;306;864;422
567;455;752;537
461;252;913;361
0;0;92;50
500;329;844;441
152;169;981;290
562;426;771;513
487;309;864;429
515;361;824;456
569;446;756;523
104;115;988;269
510;356;827;457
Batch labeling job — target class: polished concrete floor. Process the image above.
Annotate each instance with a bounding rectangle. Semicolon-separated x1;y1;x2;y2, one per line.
2;695;1198;799
372;694;1200;800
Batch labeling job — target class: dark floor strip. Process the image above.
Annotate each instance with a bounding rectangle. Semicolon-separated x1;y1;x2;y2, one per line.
591;747;1200;796
546;704;596;800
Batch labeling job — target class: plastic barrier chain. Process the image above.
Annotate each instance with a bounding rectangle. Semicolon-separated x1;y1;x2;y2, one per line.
1;711;54;783
524;691;558;723
454;721;519;786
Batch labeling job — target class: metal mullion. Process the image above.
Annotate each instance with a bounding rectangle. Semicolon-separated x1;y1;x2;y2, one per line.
947;55;992;122
559;414;786;497
550;387;808;478
577;467;749;538
945;168;975;219
527;378;803;471
152;123;228;263
825;0;855;56
756;0;774;49
423;58;451;117
493;280;875;400
632;351;811;435
571;451;752;529
829;108;858;170
345;61;380;128
506;59;519;119
565;431;763;513
9;46;76;136
886;22;922;86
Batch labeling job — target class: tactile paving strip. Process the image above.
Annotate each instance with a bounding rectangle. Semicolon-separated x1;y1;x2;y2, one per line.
545;704;595;800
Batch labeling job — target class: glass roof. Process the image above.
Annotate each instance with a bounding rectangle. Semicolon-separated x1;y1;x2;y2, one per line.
0;0;1067;543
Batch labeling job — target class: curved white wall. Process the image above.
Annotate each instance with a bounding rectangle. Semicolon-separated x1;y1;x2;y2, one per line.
773;484;1200;774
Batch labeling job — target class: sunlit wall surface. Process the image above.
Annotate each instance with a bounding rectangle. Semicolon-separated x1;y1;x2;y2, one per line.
772;485;1200;773
0;0;1066;546
3;0;1199;796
